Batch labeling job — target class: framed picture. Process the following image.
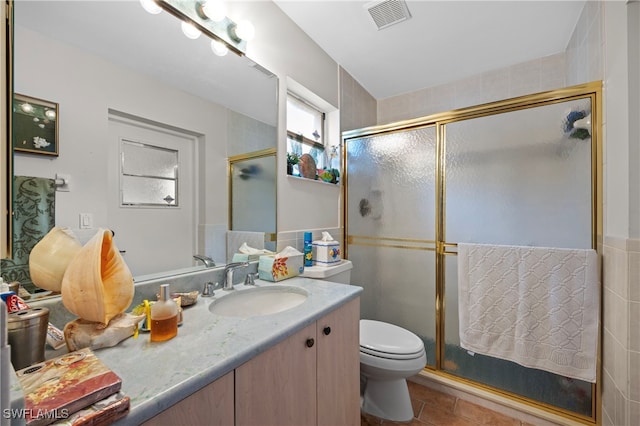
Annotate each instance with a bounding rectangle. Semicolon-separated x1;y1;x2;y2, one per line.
12;93;59;156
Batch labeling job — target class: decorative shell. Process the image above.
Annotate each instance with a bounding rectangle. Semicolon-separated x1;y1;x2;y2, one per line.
64;312;145;352
29;227;82;292
61;229;134;325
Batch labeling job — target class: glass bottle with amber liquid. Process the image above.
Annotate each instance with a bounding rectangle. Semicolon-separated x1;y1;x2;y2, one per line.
150;284;178;342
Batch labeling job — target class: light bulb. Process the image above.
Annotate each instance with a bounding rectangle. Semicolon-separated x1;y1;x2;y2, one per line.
140;0;162;15
201;0;226;22
234;20;255;41
181;21;201;39
211;39;228;56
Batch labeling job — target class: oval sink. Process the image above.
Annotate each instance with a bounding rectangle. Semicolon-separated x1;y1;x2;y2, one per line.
208;286;308;318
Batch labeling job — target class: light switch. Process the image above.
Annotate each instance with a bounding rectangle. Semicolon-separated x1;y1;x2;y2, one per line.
79;213;93;229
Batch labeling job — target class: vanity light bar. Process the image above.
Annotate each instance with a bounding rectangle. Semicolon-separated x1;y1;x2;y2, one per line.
158;0;248;56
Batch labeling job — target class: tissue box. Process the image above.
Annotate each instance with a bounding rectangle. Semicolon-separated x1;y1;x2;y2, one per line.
312;240;341;265
258;254;304;282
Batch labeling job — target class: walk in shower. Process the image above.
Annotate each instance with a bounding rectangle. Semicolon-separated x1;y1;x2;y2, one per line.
343;82;601;422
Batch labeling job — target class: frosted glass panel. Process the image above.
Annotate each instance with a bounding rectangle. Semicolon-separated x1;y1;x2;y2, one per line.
346;126;437;368
231;155;276;234
349;244;436;368
121;140;178;206
445;98;592;249
122;175;176;205
122;140;177;178
346;126;436;240
442;98;594;417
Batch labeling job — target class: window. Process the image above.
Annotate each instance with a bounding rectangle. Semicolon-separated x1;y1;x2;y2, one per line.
287;92;326;170
285;82;340;184
121;140;179;206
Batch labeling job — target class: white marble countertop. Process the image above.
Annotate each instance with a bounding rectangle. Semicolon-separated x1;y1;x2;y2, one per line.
85;277;361;425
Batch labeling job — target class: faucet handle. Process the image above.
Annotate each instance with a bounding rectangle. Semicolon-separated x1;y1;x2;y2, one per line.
202;281;218;297
244;272;258;286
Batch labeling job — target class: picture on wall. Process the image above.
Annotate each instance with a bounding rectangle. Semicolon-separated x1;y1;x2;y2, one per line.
13;93;59;156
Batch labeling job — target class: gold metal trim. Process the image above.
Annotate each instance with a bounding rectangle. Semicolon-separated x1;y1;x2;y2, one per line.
342;81;603;141
228;147;277;163
348;234;436;244
343;82;602;422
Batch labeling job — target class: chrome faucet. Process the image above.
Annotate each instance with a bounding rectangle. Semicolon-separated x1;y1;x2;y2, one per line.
193;254;216;268
222;262;250;291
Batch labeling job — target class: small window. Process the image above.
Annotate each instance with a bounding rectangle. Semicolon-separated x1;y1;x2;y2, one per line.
287;92;327;172
121;139;179;206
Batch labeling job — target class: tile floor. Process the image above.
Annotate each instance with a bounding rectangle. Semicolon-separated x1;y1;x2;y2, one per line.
361;381;536;426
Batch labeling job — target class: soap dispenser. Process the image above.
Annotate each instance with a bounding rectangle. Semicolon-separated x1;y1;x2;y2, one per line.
150;284;178;342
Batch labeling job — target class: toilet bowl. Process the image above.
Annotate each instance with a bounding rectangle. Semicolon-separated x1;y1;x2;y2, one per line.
360;319;426;422
302;259;427;422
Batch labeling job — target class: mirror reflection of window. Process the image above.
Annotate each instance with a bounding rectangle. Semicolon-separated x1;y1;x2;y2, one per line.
120;140;179;206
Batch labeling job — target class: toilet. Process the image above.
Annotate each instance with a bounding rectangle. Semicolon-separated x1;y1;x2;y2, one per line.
301;259;427;422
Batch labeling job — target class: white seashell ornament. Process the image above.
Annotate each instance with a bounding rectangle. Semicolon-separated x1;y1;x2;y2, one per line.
29;227;82;292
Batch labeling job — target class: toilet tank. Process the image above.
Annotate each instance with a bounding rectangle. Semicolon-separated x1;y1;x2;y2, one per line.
300;260;352;284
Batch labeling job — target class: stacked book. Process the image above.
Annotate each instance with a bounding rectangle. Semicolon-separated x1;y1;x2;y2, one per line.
14;348;129;426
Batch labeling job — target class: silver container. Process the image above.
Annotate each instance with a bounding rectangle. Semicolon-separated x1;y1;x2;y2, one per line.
7;307;49;370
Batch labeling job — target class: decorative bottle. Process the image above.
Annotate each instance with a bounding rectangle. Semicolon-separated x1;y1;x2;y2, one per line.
304;232;313;267
150;284;178;342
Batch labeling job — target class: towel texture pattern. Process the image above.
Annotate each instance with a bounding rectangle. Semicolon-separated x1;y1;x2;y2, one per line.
458;243;599;382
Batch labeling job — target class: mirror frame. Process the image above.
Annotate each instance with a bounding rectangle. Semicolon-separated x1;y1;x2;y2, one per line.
2;0;13;259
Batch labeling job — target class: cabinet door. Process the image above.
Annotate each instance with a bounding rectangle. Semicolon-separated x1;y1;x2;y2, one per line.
235;322;317;426
316;298;361;426
143;371;234;426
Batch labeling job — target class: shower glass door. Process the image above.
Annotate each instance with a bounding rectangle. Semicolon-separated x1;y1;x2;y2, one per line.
344;82;601;421
442;98;595;416
345;126;437;366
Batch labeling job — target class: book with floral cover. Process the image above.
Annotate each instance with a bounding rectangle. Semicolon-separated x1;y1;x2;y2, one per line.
15;347;122;426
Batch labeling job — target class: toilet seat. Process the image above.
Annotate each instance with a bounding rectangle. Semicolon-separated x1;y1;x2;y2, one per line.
360;320;425;360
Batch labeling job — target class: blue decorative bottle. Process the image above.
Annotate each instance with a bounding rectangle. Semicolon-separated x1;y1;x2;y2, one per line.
304;232;313;267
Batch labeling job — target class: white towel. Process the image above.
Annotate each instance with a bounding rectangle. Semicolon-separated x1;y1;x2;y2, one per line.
458;243;599;382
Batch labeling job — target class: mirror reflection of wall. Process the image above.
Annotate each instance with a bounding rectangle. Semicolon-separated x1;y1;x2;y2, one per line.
229;154;277;261
2;1;278;297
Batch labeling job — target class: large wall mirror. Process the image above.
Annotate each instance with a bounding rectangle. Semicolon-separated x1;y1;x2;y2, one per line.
2;1;278;298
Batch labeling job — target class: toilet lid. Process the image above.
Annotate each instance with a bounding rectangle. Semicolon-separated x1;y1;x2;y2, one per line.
360;320;425;358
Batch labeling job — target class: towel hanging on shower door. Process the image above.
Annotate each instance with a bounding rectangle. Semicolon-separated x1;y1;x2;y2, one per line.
457;243;599;383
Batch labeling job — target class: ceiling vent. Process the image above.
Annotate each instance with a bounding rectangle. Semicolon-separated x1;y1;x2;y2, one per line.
365;0;412;30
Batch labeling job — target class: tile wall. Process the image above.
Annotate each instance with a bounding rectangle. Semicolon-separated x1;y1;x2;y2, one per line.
276;227;343;255
376;53;566;125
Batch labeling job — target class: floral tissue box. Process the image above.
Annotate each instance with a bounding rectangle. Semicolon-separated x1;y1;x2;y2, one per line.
258;253;304;282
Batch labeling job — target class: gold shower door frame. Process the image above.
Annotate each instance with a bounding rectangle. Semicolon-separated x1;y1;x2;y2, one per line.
342;81;602;424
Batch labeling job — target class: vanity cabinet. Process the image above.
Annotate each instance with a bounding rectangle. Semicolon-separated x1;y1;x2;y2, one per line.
142;297;360;426
235;297;360;426
142;371;234;426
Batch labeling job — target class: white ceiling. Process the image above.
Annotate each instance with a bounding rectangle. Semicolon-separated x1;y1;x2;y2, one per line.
274;0;586;99
14;1;278;125
14;0;587;110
